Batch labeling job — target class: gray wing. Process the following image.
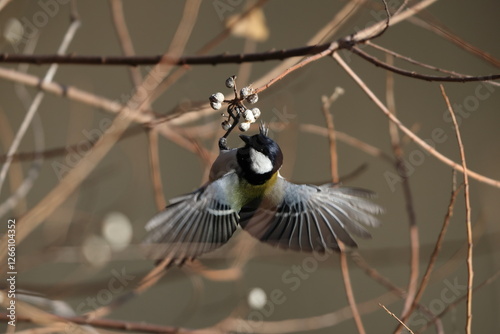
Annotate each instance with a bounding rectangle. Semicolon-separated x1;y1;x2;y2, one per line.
239;177;383;252
144;173;240;262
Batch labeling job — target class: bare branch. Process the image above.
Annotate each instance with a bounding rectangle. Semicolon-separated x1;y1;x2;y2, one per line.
350;45;500;83
441;85;474;334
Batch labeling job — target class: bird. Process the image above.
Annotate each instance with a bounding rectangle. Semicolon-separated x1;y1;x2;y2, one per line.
144;124;382;265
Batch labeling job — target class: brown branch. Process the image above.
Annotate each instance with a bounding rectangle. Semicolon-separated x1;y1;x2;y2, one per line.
380;304;415;334
148;128;167;210
0;6;81;195
402;181;462;330
321;88;344;183
339;244;366;334
109;0;166;211
385;54;420;334
408;15;500;68
349;45;500;82
0;44;331;66
321;85;365;333
0;313;180;334
367;41;500;86
441;84;474;334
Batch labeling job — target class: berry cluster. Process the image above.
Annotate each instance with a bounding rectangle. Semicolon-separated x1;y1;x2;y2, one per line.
209;75;261;132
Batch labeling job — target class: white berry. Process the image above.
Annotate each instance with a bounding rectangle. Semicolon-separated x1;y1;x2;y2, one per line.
239;122;251;132
240;87;252;99
251;107;261;119
243;109;255;123
210;101;222;110
221;120;231;131
225;76;235;88
246;93;258;104
210;92;225;103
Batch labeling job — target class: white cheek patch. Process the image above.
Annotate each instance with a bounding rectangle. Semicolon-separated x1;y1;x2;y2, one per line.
249;148;273;174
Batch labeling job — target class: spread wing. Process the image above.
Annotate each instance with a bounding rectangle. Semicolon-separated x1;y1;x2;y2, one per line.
239;177;382;252
144;173;240;262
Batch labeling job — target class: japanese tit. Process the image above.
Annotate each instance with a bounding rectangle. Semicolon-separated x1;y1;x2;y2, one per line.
144;125;382;263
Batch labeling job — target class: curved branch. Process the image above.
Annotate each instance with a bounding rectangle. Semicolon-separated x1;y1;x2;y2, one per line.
350;46;500;82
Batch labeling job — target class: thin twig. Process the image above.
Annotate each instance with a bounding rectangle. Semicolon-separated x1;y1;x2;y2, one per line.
0;7;81;195
148;128;166;209
407;15;500;68
366;41;500;87
0;312;180;334
404;180;462;329
339;244;366;334
441;84;473;334
323;89;366;333
321;88;344;183
331;52;500;188
380;304;415;334
385;54;420;334
349;45;500;83
109;0;166;210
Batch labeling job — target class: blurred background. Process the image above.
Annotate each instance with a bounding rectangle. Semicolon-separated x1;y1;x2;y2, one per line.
0;0;499;333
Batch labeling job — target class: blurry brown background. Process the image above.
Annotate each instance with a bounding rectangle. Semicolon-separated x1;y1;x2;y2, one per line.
0;0;499;333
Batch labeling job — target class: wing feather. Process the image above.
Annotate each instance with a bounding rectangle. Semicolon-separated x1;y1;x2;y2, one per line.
144;173;240;261
240;177;382;252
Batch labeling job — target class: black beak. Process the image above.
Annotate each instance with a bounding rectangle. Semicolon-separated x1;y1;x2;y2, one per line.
239;135;251;145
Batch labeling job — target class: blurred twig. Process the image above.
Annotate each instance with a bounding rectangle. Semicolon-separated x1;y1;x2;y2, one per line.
339;244;366;334
109;0;166;210
441;84;474;334
0;5;81;195
322;86;366;333
321;88;345;183
408;14;500;68
0;312;180;334
385;55;420;334
403;178;462;329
